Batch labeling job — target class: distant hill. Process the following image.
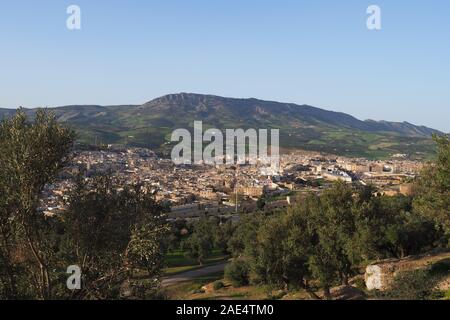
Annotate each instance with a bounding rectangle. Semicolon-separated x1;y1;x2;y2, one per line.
0;93;443;159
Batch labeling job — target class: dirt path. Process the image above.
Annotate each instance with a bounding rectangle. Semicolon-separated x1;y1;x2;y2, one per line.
161;262;227;287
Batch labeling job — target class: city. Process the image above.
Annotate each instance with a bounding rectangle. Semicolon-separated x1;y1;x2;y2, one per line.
40;146;423;221
1;0;449;315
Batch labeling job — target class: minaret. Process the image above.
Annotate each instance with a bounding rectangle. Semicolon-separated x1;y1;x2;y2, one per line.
234;165;239;214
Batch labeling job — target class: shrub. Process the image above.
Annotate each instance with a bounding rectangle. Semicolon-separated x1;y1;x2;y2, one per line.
268;290;287;300
352;277;367;292
191;288;205;294
249;271;263;286
225;259;250;287
213;281;225;291
444;290;450;300
384;269;438;300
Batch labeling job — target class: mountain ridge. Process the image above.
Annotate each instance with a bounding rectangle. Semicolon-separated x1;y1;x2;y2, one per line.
0;93;442;159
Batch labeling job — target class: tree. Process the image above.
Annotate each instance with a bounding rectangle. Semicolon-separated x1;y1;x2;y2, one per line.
224;259;250;287
252;207;317;297
231;183;357;299
353;193;440;260
166;219;189;251
308;182;356;297
214;220;235;255
256;197;266;210
414;135;450;243
182;218;216;265
0;110;75;299
227;213;264;259
0;110;168;300
58;174;169;299
252;214;291;287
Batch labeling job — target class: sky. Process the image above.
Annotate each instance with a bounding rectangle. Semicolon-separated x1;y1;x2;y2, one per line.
0;0;449;132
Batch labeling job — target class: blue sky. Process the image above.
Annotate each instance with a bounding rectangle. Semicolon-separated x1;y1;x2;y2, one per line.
0;0;449;132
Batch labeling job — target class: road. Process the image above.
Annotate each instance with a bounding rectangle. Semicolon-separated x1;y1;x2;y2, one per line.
161;262;227;287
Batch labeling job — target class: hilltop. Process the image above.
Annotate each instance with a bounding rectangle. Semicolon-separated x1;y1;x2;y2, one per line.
0;93;442;159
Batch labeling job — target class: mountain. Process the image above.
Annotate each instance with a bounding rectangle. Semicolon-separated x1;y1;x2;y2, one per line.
0;93;442;159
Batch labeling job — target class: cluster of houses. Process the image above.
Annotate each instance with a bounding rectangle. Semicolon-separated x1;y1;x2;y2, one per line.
38;147;423;219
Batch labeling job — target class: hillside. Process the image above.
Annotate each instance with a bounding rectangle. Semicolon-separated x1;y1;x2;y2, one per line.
0;93;442;159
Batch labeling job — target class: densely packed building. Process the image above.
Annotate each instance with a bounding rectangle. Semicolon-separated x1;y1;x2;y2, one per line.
39;146;425;219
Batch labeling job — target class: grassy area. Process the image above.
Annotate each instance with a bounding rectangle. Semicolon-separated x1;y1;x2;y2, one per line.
162;252;450;300
263;191;296;203
164;249;229;276
164;274;313;300
373;257;450;300
162;272;225;300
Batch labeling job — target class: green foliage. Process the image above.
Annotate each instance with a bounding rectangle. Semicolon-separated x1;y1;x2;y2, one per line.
214;220;235;255
413;135;450;242
166;219;189;251
307;182;355;295
385;269;435;300
0;111;168;299
252;209;312;290
354;194;441;260
256;197;266;210
227;213;264;259
182;218;217;265
225;259;250;288
60;174;169;299
226;181;443;299
0;110;75;299
382;260;450;301
444;289;450;300
212;281;224;291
